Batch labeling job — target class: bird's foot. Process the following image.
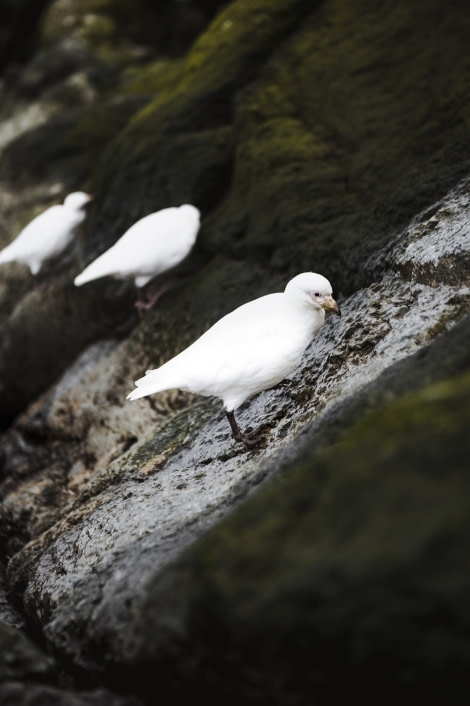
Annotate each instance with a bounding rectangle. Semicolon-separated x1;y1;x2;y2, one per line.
232;424;267;448
225;410;267;449
240;424;269;447
243;424;268;441
233;431;262;448
135;297;154;312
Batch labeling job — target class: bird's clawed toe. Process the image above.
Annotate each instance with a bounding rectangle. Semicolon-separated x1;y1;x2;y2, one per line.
225;412;267;448
242;434;262;448
230;430;262;448
243;424;267;441
134;298;152;311
226;410;265;448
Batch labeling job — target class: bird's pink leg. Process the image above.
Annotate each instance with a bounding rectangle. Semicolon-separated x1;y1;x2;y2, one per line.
134;281;175;311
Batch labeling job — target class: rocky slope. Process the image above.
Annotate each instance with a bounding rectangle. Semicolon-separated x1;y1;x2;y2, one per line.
0;0;469;704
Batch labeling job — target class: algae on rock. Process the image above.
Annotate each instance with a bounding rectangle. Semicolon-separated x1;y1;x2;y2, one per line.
1;0;470;704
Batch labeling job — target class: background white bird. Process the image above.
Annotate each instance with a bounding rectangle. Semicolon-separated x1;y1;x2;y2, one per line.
128;272;341;446
74;204;201;310
0;191;92;276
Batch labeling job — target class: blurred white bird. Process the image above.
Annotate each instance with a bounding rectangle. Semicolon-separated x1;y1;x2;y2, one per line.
0;192;92;276
74;204;200;310
127;272;341;446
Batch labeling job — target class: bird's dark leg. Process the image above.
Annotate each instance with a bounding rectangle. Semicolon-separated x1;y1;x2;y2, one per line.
225;410;263;448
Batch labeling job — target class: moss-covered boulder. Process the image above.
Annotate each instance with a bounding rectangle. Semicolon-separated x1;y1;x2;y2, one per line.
113;319;470;705
1;0;470;703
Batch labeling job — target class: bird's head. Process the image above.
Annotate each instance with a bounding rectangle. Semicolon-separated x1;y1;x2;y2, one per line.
179;204;200;225
285;272;341;316
64;192;93;210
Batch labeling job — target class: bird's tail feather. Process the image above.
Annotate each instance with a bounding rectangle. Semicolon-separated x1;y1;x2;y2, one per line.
74;255;110;286
0;246;14;264
127;368;175;401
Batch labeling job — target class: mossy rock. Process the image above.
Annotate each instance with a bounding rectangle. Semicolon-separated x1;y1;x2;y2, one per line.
77;0;318;252
204;0;470;293
75;0;470;306
0;93;152;193
128;360;470;704
39;0;144;68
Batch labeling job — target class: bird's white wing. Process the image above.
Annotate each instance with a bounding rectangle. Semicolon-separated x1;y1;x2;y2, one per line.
184;301;308;401
139;208;199;273
75;207;197;285
0;204;84;274
114;209;196;276
128;293;310;407
0;206;63;260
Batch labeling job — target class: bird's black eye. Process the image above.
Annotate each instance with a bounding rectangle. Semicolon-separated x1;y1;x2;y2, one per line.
314;292;320;297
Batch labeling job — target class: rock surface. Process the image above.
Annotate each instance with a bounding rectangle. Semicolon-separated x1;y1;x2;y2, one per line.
1;0;470;704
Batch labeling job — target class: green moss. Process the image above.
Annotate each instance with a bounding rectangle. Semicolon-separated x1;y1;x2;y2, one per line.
39;0;143;67
197;0;470;292
77;13;115;43
118;59;181;95
93;0;316;186
199;370;470;580
79;0;470;394
79;0;129;12
0;94;150;195
332;372;470;474
62;95;151;172
77;396;223;501
139;369;470;699
131;0;316;115
27;0;470;299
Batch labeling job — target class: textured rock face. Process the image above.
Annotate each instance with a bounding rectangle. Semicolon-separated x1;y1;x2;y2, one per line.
1;0;470;704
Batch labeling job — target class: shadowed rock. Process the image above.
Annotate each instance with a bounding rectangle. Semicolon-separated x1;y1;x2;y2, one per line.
1;0;470;704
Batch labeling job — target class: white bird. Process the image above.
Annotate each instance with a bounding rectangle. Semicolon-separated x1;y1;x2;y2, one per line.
0;192;92;276
74;204;201;309
127;272;341;446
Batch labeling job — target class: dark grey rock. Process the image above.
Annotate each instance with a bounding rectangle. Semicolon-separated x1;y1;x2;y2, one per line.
1;1;470;704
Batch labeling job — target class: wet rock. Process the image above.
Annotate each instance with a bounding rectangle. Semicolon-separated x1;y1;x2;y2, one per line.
2;0;470;423
0;617;140;705
393;185;470;287
0;621;54;682
0;683;140;706
0;270;137;428
3;177;470;693
122;366;470;706
1;0;470;703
